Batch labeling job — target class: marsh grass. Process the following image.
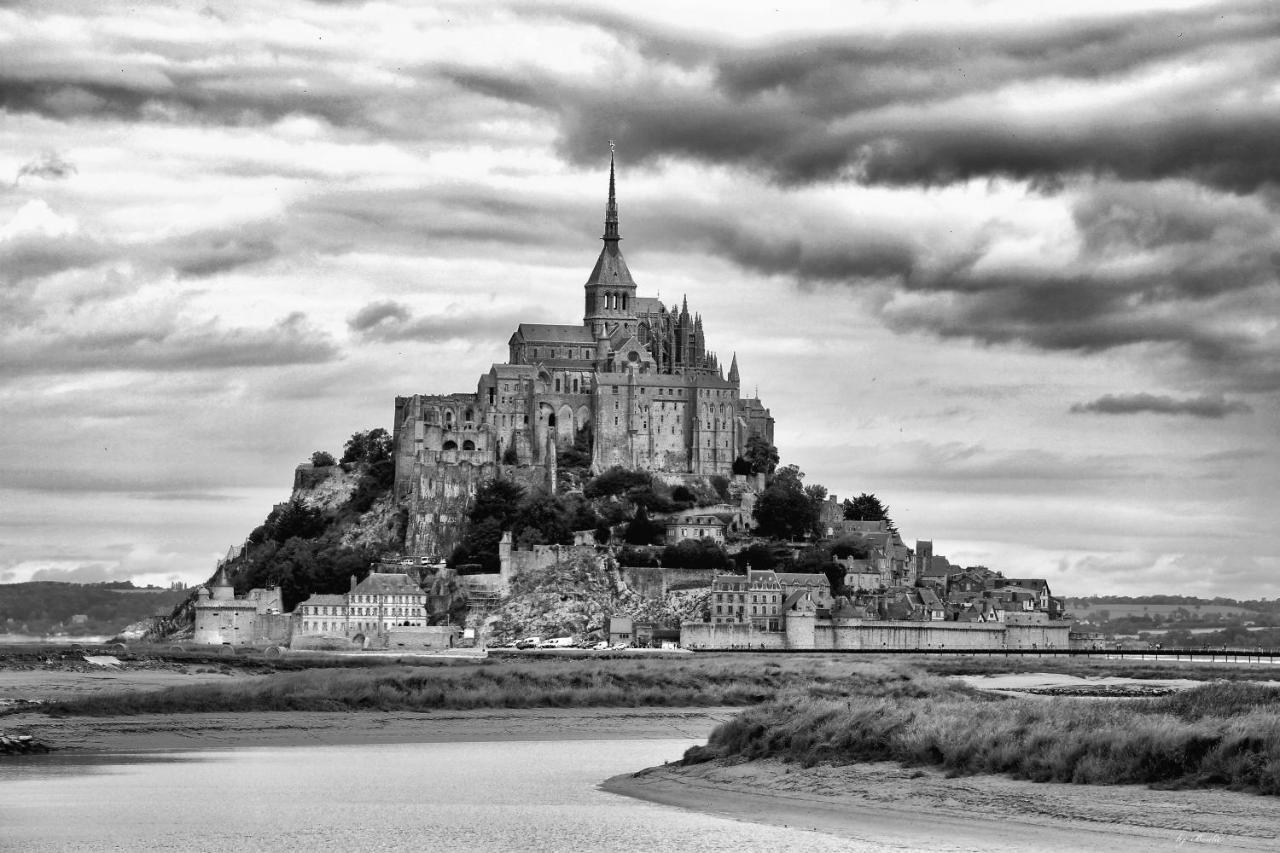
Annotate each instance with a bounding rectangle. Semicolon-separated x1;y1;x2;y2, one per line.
39;657;915;717
686;678;1280;794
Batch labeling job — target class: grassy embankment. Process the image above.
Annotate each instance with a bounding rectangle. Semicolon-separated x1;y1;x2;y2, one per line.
35;657;901;716
684;672;1280;795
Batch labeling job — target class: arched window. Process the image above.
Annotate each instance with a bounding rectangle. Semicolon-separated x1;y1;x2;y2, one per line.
444;410;454;426
464;408;474;423
462;440;475;450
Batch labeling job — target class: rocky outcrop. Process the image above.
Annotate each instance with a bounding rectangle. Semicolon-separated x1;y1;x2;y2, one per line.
0;733;51;755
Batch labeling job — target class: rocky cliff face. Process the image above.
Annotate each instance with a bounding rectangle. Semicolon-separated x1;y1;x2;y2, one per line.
482;549;709;641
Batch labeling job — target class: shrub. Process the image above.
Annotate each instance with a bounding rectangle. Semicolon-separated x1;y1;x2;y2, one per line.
310;450;336;467
584;466;652;498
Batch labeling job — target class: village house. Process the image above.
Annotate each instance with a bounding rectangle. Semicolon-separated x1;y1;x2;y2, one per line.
663;505;747;544
294;572;428;642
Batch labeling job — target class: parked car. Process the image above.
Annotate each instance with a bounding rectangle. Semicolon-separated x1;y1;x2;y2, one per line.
591;641;610;651
515;637;541;649
609;643;631;651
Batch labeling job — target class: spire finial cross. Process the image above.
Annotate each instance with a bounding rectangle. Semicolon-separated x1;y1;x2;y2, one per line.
609;139;615;152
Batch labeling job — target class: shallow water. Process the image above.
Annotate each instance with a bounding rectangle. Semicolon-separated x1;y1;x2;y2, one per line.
0;739;871;852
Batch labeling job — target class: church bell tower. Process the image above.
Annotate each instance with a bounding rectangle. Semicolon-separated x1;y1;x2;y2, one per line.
583;147;638;339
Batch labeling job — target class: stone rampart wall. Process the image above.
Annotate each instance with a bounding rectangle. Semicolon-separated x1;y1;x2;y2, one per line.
378;625;461;651
678;622;787;650
682;618;1071;650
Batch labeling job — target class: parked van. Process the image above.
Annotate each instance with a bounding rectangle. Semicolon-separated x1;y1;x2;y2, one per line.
539;637;575;648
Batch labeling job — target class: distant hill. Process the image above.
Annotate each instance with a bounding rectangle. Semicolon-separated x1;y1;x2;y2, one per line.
0;581;188;638
1066;599;1260;621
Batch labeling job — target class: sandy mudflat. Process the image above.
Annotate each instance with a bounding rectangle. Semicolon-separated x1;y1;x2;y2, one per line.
2;707;741;753
604;759;1280;852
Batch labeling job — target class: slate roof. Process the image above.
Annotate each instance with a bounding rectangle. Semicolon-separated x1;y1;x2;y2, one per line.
774;572;828;587
352;573;422;596
299;594;347;607
584;242;636;287
632;296;664;316
514;323;595;344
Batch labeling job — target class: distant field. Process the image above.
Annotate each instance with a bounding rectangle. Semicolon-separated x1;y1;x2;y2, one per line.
1067;602;1258;620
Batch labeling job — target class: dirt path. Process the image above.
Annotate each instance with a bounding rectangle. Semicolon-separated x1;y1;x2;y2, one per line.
605;759;1280;852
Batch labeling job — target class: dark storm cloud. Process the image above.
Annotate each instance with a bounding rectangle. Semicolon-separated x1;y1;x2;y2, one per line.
0;312;340;380
13;150;76;183
0;230;110;285
291;186;581;255
153;225;284;278
1070;393;1253;418
450;2;1280;191
349;300;411;332
348;299;526;344
0;218;286;288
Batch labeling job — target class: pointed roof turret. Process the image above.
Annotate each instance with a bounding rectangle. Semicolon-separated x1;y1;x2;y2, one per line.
728;352;740;384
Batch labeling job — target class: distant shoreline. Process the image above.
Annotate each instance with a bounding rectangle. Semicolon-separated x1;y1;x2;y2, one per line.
3;706;739;754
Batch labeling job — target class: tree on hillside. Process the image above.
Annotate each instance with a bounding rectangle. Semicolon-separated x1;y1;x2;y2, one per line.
341;428;393;465
266;498;327;543
831;537;871;560
804;483;828;537
842;493;896;531
451;518;504;573
741;435;779;475
512;492;574;547
470;478;527;529
661;539;730;571
753;464;818;540
584;466;652;498
310;450;336;467
624;504;662;545
738;542;777;572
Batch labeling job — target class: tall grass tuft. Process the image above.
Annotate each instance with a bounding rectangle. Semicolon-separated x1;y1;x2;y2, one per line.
686;674;1280;795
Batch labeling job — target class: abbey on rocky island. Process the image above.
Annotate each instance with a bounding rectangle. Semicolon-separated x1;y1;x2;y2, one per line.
392;154;774;556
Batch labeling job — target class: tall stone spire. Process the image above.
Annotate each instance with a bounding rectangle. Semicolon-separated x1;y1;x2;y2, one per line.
728;352;740;384
603;146;620;242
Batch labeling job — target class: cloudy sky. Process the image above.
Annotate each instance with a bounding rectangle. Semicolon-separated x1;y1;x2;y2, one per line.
1;0;1276;597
